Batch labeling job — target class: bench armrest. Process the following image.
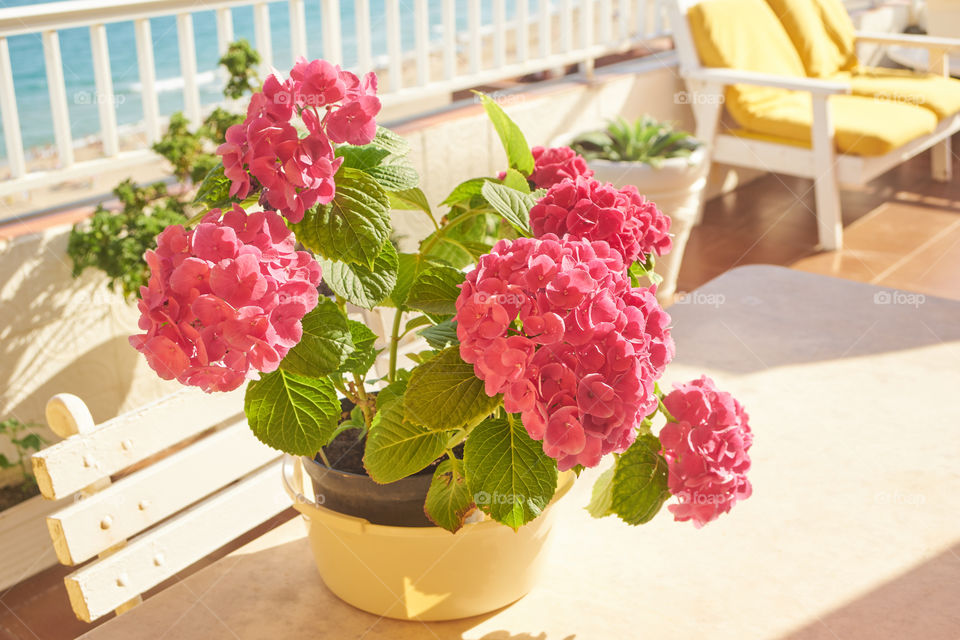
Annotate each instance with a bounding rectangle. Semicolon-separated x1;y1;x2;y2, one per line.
855;31;960;52
684;68;851;96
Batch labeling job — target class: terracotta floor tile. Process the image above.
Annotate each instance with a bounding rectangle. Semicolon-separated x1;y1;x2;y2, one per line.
875;222;960;300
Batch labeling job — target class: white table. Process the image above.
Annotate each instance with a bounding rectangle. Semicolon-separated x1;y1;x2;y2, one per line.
83;266;960;640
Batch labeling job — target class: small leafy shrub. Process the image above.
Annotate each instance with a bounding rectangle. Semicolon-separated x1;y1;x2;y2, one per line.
0;418;46;509
570;116;702;167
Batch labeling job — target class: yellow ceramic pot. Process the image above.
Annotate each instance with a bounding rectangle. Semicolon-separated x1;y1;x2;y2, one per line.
281;455;574;621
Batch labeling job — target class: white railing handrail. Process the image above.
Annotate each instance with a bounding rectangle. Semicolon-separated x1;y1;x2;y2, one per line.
0;0;256;37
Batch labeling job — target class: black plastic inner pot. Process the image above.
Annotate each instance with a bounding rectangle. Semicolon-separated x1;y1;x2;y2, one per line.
301;396;455;527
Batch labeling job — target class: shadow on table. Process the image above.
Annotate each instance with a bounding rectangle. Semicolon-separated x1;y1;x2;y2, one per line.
667;266;960;374
778;541;960;640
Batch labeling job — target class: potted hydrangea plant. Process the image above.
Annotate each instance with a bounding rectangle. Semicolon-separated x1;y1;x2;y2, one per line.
130;57;753;621
563;116;708;302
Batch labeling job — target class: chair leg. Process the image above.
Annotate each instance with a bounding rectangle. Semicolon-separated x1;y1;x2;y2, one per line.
813;172;843;251
932;138;952;182
691;83;723;226
811;95;843;251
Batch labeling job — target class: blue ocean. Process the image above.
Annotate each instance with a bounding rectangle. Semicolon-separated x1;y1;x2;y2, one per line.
1;0;527;159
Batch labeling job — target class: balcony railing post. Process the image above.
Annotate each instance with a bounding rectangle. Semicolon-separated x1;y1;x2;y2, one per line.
468;0;481;74
414;0;430;86
0;36;26;179
442;0;456;80
386;0;402;91
42;30;74;168
253;3;273;72
89;23;119;157
354;0;372;73
216;8;234;55
134;18;161;143
177;13;201;125
322;0;343;66
516;0;529;64
289;0;307;61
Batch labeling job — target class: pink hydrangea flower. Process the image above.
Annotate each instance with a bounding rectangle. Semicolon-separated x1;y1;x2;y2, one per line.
496;146;593;189
216;58;381;223
129;205;322;392
529;146;594;189
529;177;673;265
456;235;674;470
659;376;753;527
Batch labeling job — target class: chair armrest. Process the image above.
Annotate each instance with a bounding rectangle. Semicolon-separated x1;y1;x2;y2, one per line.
684;68;851;96
855;31;960;52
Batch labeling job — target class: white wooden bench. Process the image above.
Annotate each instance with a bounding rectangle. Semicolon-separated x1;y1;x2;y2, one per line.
33;386;286;623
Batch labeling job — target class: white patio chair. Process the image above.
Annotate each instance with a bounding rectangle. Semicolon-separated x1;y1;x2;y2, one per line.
669;0;960;250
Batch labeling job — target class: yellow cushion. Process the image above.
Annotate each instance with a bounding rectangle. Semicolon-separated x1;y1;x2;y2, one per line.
727;92;938;155
833;67;960;120
689;0;812;146
766;0;859;77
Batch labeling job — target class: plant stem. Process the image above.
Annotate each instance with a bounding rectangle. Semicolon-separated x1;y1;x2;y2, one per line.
388;308;404;383
352;373;374;430
333;378;359;404
317;447;332;468
420;208;489;255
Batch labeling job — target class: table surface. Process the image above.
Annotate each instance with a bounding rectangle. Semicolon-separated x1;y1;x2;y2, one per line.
82;266;960;640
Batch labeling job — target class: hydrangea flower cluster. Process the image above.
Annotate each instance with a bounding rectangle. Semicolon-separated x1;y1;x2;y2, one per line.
217;57;381;223
528;146;595;189
529;176;673;265
659;376;753;527
456;234;674;470
129;205;322;393
497;146;594;190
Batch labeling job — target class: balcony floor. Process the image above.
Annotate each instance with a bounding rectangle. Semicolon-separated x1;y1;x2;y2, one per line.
1;145;958;640
679;140;960;301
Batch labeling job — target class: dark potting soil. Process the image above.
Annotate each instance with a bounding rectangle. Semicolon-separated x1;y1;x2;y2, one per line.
315;395;463;477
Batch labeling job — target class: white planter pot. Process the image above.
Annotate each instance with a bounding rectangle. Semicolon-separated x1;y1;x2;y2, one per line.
552;137;708;302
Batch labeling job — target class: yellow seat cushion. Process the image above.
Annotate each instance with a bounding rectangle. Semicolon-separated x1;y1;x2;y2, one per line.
765;0;859;77
728;91;938;155
832;67;960;120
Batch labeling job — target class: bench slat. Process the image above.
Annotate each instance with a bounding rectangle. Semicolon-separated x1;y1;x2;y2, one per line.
64;459;287;622
47;420;279;565
33;386;245;499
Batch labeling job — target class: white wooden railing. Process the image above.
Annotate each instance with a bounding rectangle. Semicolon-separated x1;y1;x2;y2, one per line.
0;0;671;200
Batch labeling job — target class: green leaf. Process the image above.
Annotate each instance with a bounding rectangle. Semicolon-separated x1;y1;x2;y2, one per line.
611;434;670;525
335;144;390;171
320;241;399;309
363;400;452;483
502;168;531;193
0;454;12;469
629;257;663;287
370;126;411;156
424;458;476;533
403;314;433;335
441;178;494;206
376;377;409;411
419;319;459;349
405;264;465;316
404;346;502;431
366;163;419;191
292;167;391;268
338;320;380;376
464;415;558;529
279;298;354;377
480;182;534;236
389;187;432;216
245;369;341;455
585;466;616;518
477;93;535;175
191;162;233;209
